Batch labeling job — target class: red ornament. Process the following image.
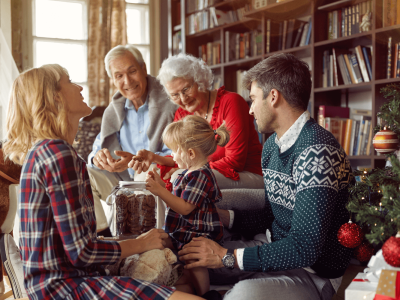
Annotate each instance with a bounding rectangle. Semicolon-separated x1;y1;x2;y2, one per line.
382;235;400;267
354;242;374;262
337;221;364;248
373;127;399;154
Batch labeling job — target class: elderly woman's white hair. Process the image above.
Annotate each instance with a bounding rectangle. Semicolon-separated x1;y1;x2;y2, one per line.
104;44;145;77
157;53;213;92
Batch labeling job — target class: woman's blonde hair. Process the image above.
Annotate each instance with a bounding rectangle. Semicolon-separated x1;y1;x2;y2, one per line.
162;115;230;158
3;64;70;165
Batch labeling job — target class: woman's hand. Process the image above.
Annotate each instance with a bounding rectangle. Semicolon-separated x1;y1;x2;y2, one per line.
178;237;226;269
146;167;166;188
119;228;169;259
136;228;169;252
128;149;154;174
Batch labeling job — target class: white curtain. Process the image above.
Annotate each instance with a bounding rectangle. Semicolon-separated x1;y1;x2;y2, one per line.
0;28;19;141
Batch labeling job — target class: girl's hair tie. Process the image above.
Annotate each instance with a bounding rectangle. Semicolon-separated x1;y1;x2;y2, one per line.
214;130;217;135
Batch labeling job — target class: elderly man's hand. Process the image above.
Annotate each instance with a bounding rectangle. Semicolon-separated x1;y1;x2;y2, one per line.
93;149;133;173
108;151;134;172
178;237;226;269
128;149;154;174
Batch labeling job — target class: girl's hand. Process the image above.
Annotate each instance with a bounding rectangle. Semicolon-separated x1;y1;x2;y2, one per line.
147;167;166;188
145;177;164;196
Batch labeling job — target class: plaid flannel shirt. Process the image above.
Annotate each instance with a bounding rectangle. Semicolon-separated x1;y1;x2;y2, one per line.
20;140;174;300
165;163;224;249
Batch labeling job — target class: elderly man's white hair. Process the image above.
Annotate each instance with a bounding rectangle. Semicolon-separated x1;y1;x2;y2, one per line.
157;53;213;92
104;44;145;78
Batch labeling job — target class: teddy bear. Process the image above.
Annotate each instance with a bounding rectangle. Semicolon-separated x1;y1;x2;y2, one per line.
106;248;178;286
0;145;22;293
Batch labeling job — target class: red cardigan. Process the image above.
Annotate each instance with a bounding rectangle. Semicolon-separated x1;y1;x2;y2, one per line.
174;86;262;180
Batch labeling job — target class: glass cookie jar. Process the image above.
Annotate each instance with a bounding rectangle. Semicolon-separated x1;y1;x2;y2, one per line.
106;181;165;238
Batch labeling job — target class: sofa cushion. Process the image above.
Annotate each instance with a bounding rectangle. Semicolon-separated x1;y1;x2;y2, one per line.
0;233;27;299
218;189;265;211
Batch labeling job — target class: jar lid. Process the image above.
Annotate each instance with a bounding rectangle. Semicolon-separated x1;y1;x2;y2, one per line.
119;181;146;189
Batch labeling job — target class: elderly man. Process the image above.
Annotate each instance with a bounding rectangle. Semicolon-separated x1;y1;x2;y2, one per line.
178;53;353;300
87;45;177;235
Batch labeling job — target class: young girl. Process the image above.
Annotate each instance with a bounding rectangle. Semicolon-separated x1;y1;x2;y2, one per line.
3;64;203;300
145;115;230;296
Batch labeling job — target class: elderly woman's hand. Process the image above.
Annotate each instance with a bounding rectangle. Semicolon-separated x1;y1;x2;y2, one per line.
178;237;226;269
128;149;154;174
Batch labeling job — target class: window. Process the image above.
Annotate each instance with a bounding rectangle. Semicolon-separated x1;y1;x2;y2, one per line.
32;0;89;103
126;0;151;72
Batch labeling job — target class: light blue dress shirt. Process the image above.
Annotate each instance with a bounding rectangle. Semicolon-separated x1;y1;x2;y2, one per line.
89;96;171;177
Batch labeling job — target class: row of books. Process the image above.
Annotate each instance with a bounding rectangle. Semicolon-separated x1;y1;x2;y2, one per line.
322;45;372;87
266;18;312;52
225;30;263;62
382;0;400;27
186;0;221;14
387;37;400;79
199;41;221;66
185;6;251;35
318;106;374;156
327;0;372;40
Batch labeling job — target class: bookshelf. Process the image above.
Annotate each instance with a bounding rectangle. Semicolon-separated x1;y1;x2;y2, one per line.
167;0;400;169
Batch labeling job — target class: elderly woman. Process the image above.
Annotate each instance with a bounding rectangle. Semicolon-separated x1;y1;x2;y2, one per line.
3;64;204;300
130;54;263;189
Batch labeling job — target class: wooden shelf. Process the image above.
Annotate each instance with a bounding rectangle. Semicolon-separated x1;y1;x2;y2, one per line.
167;0;398;168
244;0;310;21
187;0;247;15
314;82;372;93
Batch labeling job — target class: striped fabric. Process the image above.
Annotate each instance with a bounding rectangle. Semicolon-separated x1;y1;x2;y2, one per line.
19;139;174;300
165;163;224;249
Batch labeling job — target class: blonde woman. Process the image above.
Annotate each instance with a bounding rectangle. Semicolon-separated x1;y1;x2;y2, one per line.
3;64;204;300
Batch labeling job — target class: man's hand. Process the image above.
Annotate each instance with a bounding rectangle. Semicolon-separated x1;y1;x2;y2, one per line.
128;149;154;174
93;148;118;172
178;237;227;269
146;167;166;188
106;150;134;172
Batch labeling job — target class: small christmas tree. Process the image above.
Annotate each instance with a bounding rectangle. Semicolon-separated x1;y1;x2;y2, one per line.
346;84;400;247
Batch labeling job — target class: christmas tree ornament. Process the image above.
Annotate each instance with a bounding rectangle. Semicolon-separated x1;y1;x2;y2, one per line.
337;220;364;248
354;241;374;262
382;232;400;267
373;127;399;154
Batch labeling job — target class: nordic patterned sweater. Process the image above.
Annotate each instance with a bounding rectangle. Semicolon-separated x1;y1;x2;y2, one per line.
232;118;353;279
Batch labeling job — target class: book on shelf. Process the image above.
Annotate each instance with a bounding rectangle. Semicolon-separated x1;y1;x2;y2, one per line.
396;43;400;78
350;54;363;83
365;123;373;155
277;22;283;51
212;75;222;90
292;21;306;48
343;119;353;156
355;45;370;82
236;70;250;101
387;36;392;79
318;105;349;128
172;31;182;55
332;48;339;86
199;41;221;66
305;17;312;45
349;119;359;156
299;22;309;47
382;0;397;27
282;20;288;50
325;117;347;145
362;46;373;80
253;0;276;10
265;20;280;53
343;54;357;84
337;54;352;85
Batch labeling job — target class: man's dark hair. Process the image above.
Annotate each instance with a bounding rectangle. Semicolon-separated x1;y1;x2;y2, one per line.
243;53;311;111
